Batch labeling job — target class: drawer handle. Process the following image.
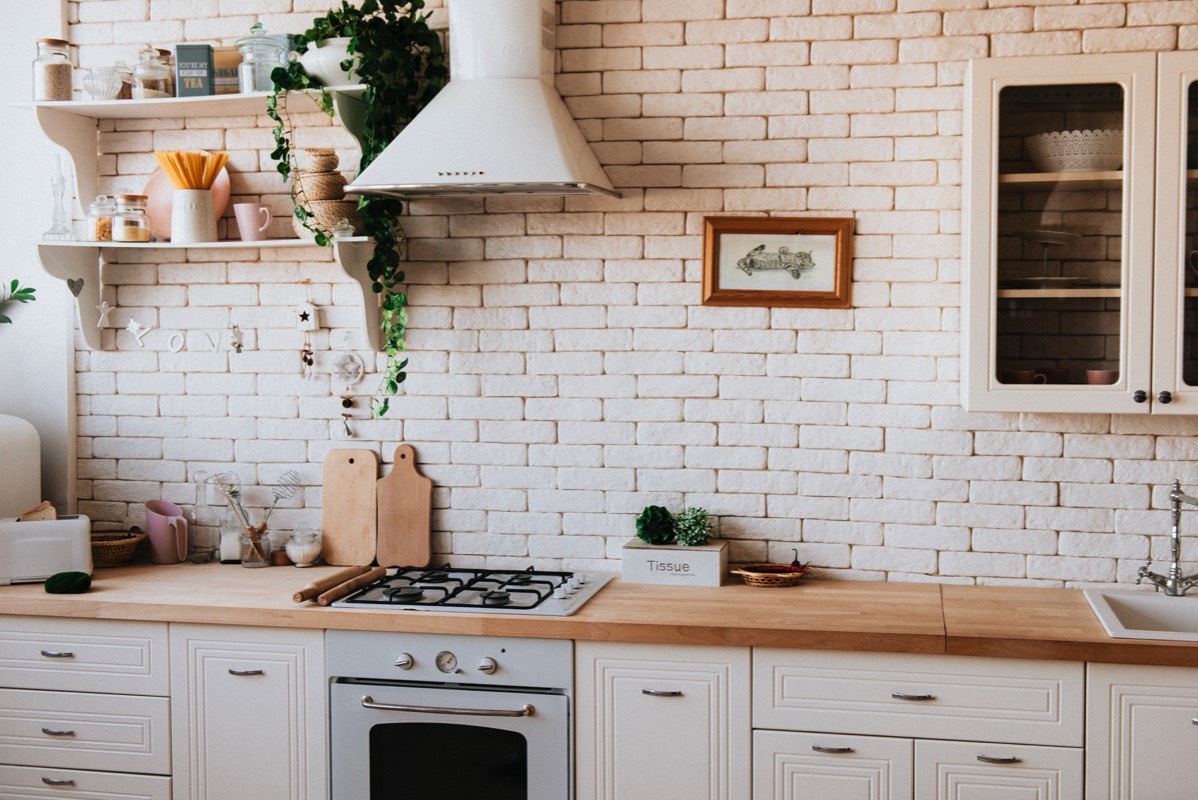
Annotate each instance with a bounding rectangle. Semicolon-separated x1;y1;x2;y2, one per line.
976;755;1022;765
641;689;683;697
41;727;76;737
228;668;265;677
891;692;935;701
812;745;855;754
39;650;75;659
42;777;77;786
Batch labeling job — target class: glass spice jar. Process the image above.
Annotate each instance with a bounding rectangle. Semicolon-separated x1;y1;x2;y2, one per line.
86;195;115;241
33;38;72;101
112;194;151;242
236;22;287;93
132;47;171;99
113;60;133;99
155;48;176;97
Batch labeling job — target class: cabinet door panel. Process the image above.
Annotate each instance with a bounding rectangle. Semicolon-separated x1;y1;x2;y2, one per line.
753;730;913;800
1087;663;1198;799
915;740;1082;800
576;641;750;800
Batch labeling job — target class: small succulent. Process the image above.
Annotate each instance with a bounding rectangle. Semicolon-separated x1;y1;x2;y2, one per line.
674;506;713;546
636;505;675;545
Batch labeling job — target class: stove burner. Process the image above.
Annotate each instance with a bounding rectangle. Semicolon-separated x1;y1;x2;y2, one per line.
480;590;511;606
416;569;453;584
383;586;425;604
506;573;533;586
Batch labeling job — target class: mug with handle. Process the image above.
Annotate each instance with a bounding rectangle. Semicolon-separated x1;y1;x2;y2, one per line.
234;203;272;242
145;499;189;564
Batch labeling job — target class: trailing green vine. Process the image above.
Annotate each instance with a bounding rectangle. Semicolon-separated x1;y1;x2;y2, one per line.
269;0;447;417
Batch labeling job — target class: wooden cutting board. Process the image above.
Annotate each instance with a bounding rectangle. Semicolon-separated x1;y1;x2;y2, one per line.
321;449;379;566
375;443;432;568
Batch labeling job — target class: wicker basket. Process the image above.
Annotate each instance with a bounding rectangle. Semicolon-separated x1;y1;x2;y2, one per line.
295;170;348;203
91;530;146;568
731;563;811;588
292;200;362;239
299;148;339;173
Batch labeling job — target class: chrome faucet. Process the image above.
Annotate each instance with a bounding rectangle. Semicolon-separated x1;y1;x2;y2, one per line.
1138;480;1198;596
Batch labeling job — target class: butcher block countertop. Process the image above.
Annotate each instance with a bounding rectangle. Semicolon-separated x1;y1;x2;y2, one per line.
2;564;1198;666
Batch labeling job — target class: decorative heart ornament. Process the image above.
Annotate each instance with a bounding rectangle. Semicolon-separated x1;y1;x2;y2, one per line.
66;278;84;297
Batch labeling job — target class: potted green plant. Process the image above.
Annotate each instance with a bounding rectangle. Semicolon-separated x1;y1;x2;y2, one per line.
269;0;447;417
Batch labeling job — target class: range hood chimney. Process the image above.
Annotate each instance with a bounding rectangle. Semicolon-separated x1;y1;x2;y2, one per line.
346;0;618;200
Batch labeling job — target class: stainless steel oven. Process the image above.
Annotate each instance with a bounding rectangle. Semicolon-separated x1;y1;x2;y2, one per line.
328;629;574;800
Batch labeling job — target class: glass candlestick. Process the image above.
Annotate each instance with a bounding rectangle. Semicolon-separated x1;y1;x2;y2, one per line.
42;154;74;241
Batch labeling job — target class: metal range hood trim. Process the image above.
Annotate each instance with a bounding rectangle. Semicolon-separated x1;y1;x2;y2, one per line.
345;0;618;201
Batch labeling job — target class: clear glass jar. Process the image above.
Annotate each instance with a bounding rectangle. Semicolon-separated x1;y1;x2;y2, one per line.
82;66;122;101
33;38;72;101
113;60;133;99
155;48;176;97
112;194;151;242
240;531;271;568
132;48;171;99
86;195;115;242
236;22;286;93
284;526;322;567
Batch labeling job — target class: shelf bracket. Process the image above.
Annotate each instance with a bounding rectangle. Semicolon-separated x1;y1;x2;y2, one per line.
35;106;98;217
332;239;381;352
37;245;104;351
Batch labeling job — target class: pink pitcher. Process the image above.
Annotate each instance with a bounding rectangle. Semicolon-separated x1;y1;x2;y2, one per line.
144;500;188;564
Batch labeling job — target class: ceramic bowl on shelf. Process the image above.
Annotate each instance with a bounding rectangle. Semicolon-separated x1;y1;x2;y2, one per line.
1025;129;1123;172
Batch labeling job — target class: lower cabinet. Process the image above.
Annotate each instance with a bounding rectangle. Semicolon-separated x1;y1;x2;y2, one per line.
170;623;327;800
752;649;1085;800
575;641;752;800
1086;662;1198;800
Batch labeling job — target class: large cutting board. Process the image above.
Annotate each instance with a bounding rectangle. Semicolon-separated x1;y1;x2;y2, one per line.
321;449;379;566
375;443;432;567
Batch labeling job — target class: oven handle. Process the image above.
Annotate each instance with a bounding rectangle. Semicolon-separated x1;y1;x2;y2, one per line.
361;695;535;718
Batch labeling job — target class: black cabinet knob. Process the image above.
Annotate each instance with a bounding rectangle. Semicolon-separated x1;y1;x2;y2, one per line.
1159;391;1173;404
1133;390;1148;403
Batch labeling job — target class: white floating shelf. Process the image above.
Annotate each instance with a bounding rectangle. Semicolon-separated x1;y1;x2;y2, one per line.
39;237;366;250
28;85;365;120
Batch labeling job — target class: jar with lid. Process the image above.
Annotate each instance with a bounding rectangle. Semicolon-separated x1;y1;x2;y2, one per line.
32;38;72;101
284;526;322;567
113;60;133;99
155;48;176;97
236;22;287;93
112;194;151;242
132;48;171;99
86;195;115;242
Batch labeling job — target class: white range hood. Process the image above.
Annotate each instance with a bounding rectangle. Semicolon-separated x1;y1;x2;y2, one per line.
346;0;618;200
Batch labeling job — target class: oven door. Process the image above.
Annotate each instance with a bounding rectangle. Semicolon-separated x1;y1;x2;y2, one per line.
330;680;569;800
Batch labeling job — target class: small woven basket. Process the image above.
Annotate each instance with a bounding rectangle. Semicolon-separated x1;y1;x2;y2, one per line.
293;200;362;239
91;530;146;568
295;170;348;203
731;563;811;588
299;147;339;173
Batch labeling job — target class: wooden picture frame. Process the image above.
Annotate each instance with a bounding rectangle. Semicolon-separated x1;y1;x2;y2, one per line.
701;216;854;308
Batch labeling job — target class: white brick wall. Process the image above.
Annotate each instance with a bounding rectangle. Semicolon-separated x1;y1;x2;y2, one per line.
65;0;1198;586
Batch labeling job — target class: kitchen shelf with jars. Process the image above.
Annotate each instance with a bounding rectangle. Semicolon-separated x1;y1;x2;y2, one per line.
964;52;1198;414
28;87;379;352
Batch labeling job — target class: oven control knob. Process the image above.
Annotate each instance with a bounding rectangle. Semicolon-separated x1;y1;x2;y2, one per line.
477;657;498;675
553;585;570;599
394;653;414;670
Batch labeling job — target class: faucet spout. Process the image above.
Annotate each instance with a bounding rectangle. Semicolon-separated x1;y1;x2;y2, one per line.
1137;481;1198;597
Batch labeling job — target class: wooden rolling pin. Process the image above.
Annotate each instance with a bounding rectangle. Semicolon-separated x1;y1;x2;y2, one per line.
317;566;387;607
293;565;372;603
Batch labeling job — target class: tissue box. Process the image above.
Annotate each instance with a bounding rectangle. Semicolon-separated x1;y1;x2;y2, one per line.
0;515;92;585
622;538;728;587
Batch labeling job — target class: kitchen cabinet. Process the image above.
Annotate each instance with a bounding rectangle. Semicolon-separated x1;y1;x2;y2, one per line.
0;615;171;796
169;623;326;800
575;641;751;800
30;90;381;351
753;649;1084;799
963;52;1198;413
1086;662;1198;799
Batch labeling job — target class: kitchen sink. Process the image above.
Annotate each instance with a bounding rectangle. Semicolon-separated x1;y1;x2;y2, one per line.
1084;589;1198;642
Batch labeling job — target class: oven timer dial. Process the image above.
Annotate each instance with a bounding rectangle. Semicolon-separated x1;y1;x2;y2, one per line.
435;650;459;674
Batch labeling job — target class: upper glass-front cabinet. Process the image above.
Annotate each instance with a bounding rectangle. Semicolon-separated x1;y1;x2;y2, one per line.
965;53;1198;414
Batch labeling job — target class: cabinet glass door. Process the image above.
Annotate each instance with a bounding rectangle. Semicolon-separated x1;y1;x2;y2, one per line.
965;54;1156;413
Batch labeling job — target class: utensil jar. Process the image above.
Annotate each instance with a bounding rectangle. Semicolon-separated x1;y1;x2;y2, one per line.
170;189;217;243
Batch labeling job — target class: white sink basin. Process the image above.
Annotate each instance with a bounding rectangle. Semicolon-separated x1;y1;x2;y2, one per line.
1084;590;1198;642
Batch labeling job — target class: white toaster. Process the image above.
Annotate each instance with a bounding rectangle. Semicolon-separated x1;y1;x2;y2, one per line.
0;515;92;585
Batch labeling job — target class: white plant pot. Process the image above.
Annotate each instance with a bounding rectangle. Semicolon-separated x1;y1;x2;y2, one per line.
298;37;359;86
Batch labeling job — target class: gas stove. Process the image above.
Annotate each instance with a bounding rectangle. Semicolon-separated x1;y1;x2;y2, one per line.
332;565;612;616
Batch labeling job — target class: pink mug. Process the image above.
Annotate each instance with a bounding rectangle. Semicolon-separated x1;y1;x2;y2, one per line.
234;203;272;242
145;500;188;564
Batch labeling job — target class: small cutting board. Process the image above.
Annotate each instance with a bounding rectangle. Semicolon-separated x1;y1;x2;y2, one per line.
321;448;379;566
375;443;432;568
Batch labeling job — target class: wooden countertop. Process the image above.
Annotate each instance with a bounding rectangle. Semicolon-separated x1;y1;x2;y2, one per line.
3;563;1198;665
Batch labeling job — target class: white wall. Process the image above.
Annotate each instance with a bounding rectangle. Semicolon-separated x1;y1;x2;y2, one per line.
0;0;75;512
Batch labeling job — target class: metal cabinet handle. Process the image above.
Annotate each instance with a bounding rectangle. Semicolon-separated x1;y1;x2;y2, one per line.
890;692;935;701
40;650;74;659
41;728;76;737
976;755;1022;764
1159;391;1174;404
1134;390;1148;403
1191;717;1198;725
812;745;855;754
361;695;534;718
228;669;264;676
41;777;76;786
641;689;683;697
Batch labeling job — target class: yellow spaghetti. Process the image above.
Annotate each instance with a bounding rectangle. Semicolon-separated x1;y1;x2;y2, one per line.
154;150;229;190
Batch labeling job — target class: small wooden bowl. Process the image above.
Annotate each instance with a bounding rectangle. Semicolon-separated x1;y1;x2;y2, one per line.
91;530;146;568
731;563;811;588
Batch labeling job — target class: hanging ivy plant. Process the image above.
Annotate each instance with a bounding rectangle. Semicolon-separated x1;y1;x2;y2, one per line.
269;0;447;417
